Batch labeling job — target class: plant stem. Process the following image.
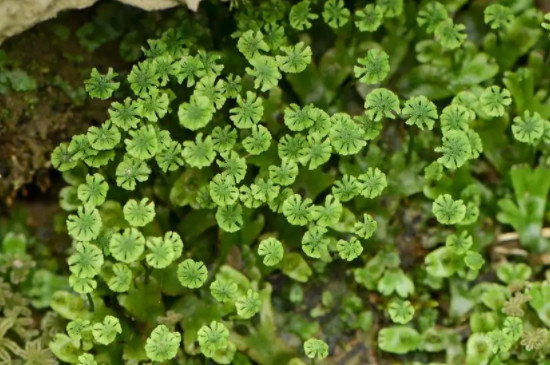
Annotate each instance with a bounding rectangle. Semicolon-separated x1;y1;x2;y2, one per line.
143;262;151;284
86;293;95;312
406;132;415;163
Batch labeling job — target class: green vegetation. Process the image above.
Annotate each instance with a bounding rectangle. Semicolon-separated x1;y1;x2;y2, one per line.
3;0;550;363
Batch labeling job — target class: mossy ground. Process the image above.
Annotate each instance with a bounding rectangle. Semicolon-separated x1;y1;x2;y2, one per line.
4;1;550;364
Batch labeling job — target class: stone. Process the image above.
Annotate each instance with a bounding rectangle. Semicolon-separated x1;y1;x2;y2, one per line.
0;0;197;44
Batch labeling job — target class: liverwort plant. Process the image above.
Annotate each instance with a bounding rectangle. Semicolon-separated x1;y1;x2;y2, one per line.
45;0;550;364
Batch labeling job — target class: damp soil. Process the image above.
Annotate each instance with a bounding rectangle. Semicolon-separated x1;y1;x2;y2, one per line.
0;2;171;208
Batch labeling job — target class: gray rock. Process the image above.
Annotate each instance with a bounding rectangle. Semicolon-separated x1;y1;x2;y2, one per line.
0;0;201;44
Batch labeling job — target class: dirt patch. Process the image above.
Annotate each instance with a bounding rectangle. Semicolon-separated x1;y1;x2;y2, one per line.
0;2;172;205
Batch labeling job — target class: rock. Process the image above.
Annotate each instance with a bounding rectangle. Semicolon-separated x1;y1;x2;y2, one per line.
118;0;180;10
0;0;195;45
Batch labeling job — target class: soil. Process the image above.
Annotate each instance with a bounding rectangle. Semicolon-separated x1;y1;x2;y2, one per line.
0;2;169;207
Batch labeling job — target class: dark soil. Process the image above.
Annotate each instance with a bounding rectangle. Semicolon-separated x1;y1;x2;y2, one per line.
0;2;173;207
